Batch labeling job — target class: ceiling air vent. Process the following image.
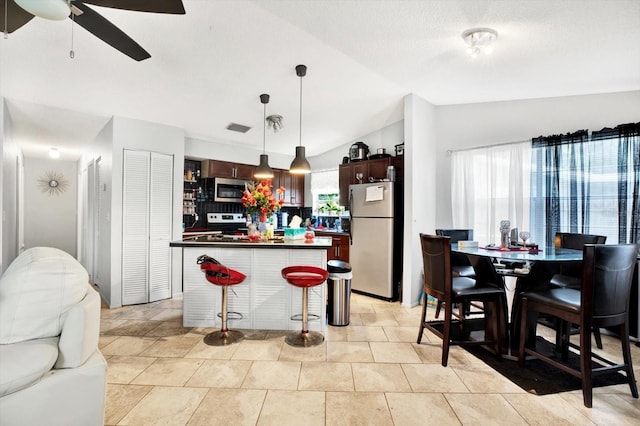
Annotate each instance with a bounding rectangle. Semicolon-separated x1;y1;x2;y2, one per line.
226;123;251;133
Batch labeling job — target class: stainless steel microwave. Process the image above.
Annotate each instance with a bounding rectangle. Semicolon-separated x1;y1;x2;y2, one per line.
214;177;251;203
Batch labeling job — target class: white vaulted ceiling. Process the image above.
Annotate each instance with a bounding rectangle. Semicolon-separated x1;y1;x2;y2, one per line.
1;0;639;160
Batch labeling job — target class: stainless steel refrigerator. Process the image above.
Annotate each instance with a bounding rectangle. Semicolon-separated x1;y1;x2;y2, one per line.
349;182;403;301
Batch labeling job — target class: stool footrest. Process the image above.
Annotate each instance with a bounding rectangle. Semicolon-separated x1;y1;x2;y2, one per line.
290;313;320;322
217;311;244;321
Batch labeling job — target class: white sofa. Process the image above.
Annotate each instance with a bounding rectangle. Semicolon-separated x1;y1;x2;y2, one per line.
0;247;107;426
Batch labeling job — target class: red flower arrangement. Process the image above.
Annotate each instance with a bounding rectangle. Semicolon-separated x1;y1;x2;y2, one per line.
241;180;285;220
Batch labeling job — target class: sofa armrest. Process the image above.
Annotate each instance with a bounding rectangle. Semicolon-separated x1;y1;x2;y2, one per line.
55;286;101;369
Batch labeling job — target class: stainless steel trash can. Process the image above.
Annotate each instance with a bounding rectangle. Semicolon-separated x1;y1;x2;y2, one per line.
327;260;352;326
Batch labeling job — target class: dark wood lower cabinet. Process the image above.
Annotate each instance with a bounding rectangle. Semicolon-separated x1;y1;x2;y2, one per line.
316;231;350;262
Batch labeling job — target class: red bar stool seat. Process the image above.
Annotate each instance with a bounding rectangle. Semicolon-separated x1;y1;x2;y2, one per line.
282;265;329;347
198;255;247;346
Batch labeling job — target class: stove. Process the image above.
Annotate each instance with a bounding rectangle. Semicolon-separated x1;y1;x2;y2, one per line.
206;212;246;234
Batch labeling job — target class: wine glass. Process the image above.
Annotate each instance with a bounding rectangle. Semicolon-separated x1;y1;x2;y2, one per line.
355;172;364;184
519;231;530;247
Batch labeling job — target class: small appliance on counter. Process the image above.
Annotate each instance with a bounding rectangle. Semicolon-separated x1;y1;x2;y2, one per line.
368;147;392;160
349;141;369;162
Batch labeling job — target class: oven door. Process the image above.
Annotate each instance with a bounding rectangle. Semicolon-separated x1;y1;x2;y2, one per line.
214;177;250;202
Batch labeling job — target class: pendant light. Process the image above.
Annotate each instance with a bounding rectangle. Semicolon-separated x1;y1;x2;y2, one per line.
289;64;311;174
254;93;275;179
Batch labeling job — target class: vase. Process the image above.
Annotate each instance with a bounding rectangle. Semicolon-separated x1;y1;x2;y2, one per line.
258;213;268;234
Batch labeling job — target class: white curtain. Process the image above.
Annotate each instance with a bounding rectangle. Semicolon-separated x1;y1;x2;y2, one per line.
451;142;532;245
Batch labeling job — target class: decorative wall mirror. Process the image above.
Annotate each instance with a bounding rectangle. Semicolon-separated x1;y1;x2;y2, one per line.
38;171;69;196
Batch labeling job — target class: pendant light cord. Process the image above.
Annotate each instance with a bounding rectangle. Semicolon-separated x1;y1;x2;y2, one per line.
263;102;267;154
299;73;303;147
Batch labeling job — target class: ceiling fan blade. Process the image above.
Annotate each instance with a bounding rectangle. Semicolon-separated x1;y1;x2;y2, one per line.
78;0;185;14
71;2;151;61
0;0;34;33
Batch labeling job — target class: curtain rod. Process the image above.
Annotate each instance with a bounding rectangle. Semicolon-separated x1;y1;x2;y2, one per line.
446;139;530;156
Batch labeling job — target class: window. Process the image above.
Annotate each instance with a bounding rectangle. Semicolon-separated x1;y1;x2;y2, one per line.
310;169;340;215
451;122;639;247
451;142;531;244
531;124;639;245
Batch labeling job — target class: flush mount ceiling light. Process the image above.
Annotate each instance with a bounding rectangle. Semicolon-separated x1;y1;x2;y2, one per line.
14;0;70;20
254;93;275;180
49;147;61;159
289;64;311;175
461;27;498;58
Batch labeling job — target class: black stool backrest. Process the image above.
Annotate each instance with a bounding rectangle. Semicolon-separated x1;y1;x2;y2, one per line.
555;232;607;278
436;229;474;243
420;234;451;298
582;244;639;321
436;229;473;267
555;232;607;250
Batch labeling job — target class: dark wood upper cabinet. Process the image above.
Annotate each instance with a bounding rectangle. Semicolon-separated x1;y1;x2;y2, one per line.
338;156;403;206
274;169;304;207
203;159;255;180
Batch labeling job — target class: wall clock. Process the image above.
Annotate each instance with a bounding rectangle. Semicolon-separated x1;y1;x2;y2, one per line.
38;171;69;196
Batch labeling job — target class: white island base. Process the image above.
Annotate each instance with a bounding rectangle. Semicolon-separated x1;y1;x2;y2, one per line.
181;246;328;332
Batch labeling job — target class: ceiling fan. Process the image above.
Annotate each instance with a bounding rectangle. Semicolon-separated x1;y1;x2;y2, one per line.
1;0;185;61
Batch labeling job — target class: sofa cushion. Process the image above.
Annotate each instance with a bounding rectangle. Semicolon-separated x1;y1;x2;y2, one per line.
0;247;88;344
0;337;59;397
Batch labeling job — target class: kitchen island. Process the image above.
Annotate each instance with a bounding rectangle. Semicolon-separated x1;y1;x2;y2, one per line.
170;236;332;331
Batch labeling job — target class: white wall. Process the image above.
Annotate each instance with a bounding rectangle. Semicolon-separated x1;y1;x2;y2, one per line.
23;157;78;256
403;94;437;308
435;90;640;227
309;120;404;171
1;99;20;273
185;136;294;170
84;119;114;304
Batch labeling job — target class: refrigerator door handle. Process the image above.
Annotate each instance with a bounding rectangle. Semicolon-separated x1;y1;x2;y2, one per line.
348;188;353;244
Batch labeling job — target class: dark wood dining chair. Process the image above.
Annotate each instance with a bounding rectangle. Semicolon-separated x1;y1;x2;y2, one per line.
550;232;608;349
551;232;607;289
434;229;475;318
518;243;639;408
417;233;507;367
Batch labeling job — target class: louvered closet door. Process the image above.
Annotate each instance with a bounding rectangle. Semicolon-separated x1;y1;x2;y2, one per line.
149;152;173;302
122;150;150;305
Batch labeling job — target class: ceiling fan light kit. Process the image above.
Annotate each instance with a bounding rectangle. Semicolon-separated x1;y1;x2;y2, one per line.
14;0;69;20
254;93;275;180
461;27;498;58
289;64;311;175
5;0;185;60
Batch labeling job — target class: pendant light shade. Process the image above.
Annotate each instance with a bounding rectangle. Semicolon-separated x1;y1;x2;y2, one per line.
289;64;311;174
254;93;275;179
290;146;310;172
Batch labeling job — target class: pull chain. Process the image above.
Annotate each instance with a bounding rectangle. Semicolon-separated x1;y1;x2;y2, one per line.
3;0;8;39
69;1;75;58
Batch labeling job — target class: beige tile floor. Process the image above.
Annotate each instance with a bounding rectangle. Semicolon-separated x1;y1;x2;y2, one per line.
101;293;640;425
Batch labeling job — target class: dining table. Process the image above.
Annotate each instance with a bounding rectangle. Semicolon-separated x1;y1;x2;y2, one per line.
451;243;584;358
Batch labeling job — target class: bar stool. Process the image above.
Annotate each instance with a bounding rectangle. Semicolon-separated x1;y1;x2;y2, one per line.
282;265;329;347
198;255;247;346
